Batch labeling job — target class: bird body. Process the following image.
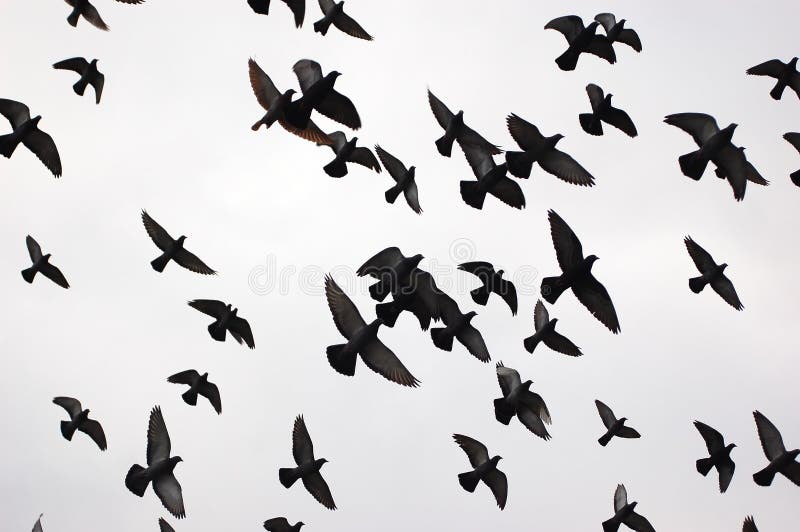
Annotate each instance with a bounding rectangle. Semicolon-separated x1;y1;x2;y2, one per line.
524;300;582;356
375;145;421;213
458;261;517;314
53;397;107;450
596;400;640;446
248;0;305;27
602;484;655;532
279;415;336;510
453;434;507;509
579;84;637;137
321;132;380;177
595;14;642;53
168;370;222;414
694;420;736;493
314;0;373;40
747;57;800;101
427;90;500;158
313;1;343;34
0;100;62;176
53;58;104;103
545;16;615;71
264;517;305;532
493;362;551;439
684;237;743;310
287;60;361;130
188;299;255;348
21;236;70;288
430;295;490;362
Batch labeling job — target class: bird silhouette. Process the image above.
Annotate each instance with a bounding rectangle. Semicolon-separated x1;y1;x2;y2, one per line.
453;434;507;509
694;421;736;493
279;415;336;510
21;235;69;289
0;99;61;177
188;300;255;348
53;397;107;450
314;0;372;40
142;211;216;275
596;400;640;447
53;58;104;104
545;15;615;71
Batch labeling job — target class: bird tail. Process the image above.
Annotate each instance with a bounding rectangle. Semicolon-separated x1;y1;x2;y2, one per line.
323;158;348;178
21;267;37;284
150;253;170;273
385;184;402;204
523;334;541;354
598;431;613;447
182;388;198;406
60;421;76;441
368;280;391;302
313;18;331;35
689;276;706;294
0;134;18;158
73;78;89;96
540;275;568;304
770;82;786;101
67;8;80;27
326;344;357;376
375;302;401;328
460;181;486;210
493;398;515;425
435;133;455;157
790;170;800;188
208;322;227;342
579;113;603;136
753;466;776;486
458;470;481;493
696;457;713;476
555;49;579;71
279;467;300;488
505;151;533;178
678;150;708;180
125;464;149;496
601;518;621;532
470;285;491;306
431;327;454;351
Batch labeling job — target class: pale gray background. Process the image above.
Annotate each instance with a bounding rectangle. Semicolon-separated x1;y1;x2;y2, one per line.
1;0;799;530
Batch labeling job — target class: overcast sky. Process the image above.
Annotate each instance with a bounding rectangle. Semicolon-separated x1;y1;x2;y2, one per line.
1;0;799;530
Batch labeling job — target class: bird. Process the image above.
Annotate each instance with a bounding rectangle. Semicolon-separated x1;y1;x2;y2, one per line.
324;275;419;387
523;300;582;357
314;0;372;40
427;89;501;158
32;515;44;532
493;362;552;440
602;484;655;532
356;247;435;307
52;397;107;450
264;518;305;532
540;210;620;333
505;113;595;185
319;131;380;177
167;370;222;414
375;145;422;213
248;0;305;28
430;294;490;362
746;57;799;101
452;434;507;509
0;99;62;177
125;406;185;519
63;0;144;31
579;84;637;137
459;142;525;210
187;300;255;349
594;14;642;52
712;146;769;188
159;518;175;532
286;59;361;130
694;421;736;493
684;236;743;311
373;269;442;331
141;211;216;275
743;516;759;532
544;15;615;71
752;410;800;487
457;262;517;314
279;415;336;510
21;236;69;289
784;132;800;186
53;58;104;104
596;400;640;447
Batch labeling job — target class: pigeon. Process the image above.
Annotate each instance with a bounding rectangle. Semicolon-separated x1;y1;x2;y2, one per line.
694;421;736;493
712;147;769;187
167;370;222;414
784;132;800;186
427;89;501;158
684;236;743;311
594;14;642;52
452;434;507;509
375;145;421;214
505;113;594;185
286;59;361;130
248;0;305;28
0;99;62;177
32;515;44;532
279;415;336;510
324;275;419;387
523;300;582;357
53;58;104;104
53;397;107;450
752;410;800;487
319;131;380;177
544;15;616;71
141;211;216;275
579;84;637;137
264;518;305;532
187;300;255;348
314;0;372;40
602;484;655;532
596;400;640;447
430;294;490;362
357;247;435;307
63;0;143;31
158;518;175;532
21;236;69;289
125;406;185;519
746;57;800;101
373;269;442;331
457;262;517;314
459;142;525;210
493;362;551;440
541;210;620;333
743;516;759;532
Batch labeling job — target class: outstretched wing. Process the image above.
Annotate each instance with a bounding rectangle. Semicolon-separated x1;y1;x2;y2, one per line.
141;210;175;251
53;57;89;74
452;434;489;467
325;275;366;339
544;15;585;43
53;396;82;417
360;339;420;387
146;405;171;465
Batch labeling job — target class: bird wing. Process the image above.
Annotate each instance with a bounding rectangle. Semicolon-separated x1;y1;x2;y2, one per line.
684;236;717;274
452;434;489;467
586;35;616;64
617;426;641;439
488;176;526;209
594;13;617;33
286;0;305;27
457;323;490;362
693;420;725;453
356;247;405;277
427;89;455;130
187;299;227;319
483;468;508;510
292;414;315;464
785;132;800;153
605;105;638;137
26;235;42;262
91;72;104;104
595;400;617;429
534;300;549;330
548;210;585;271
278;117;332;144
617;28;642;52
172;247;217;275
458;261;495;277
53;396;82;417
348;146;381;172
229;316;256;349
141;210;175;251
782;461;800;486
497;278;517;315
302;471;337;510
517;403;551;440
374;145;407;180
403;270;442;321
586;83;604;111
248;58;282;110
538;148;595;186
710;273;743;311
325;131;348;152
613;484;628;512
247;0;269;13
459;125;502;155
495;362;521;397
32;515;44;532
715;143;748;201
316;89;361;130
663;113;720;146
293;59;324;93
572;272;621;333
158;517;176;532
506;113;546;152
167;370;199;385
718;459;735;493
746;59;785;78
146;405;172;465
544;15;584;42
543;330;583;357
318;0;335;13
198;380;222;414
153;473;185;519
40;262;70;289
82;1;110;31
742;516;759;532
624;511;656;532
78;418;107;450
53;57;89;74
263;518;291;532
360;338;420;387
0;99;31;128
22;128;62;177
742;159;768;186
403;178;422;214
325;275;366;339
521;391;551;425
331;9;373;41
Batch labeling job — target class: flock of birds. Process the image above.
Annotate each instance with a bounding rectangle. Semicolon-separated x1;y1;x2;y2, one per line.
5;2;800;532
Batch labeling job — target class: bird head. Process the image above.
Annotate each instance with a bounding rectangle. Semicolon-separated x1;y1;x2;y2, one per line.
91;59;98;66
788;449;800;459
171;456;184;465
521;380;533;391
726;443;737;452
231;307;239;317
490;455;503;465
32;115;42;126
82;409;91;416
619;417;628;423
605;94;613;104
586;254;599;266
42;253;52;261
547;133;564;147
618;19;627;28
369;318;383;330
297;523;305;529
789;57;798;67
201;372;209;379
626;501;638;512
587;21;600;32
719;263;728;272
551;317;559;326
285;88;297;97
177;236;187;244
465;311;478;322
329;71;342;80
409;253;424;267
497;269;505;277
315;458;329;468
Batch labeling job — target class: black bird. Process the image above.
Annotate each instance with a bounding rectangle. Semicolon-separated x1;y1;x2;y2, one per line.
167;370;222;414
286;59;361;130
505;113;594;185
694;421;736;493
64;0;143;31
743;516;759;532
142;211;216;275
602;484;655;532
579;84;637;137
747;57;800;101
188;300;255;349
453;434;507;509
458;262;517;314
684;236;743;311
159;518;175;532
784;132;800;186
125;406;185;519
544;15;616;71
459;142;525;210
752;410;800;487
524;300;582;357
595;14;642;53
0;99;62;177
320;131;380;177
541;210;620;333
21;236;69;289
314;0;372;40
53;397;107;450
430;294;490;362
494;362;551;440
264;518;304;532
712;146;769;188
596;400;640;447
279;415;336;510
248;0;305;28
375;145;421;214
427;89;501;158
357;247;428;303
374;270;442;331
32;515;44;532
324;275;419;387
53;58;104;104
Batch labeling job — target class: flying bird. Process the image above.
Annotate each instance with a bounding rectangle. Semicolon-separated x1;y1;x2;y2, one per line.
168;370;222;414
188;300;255;348
264;518;305;532
752;410;800;487
457;262;517;314
0;99;62;177
596;400;640;447
314;0;372;40
427;89;501;157
453;434;507;509
694;421;736;493
319;131;380;177
459;142;525;210
602;484;655;532
159;518;175;532
579;84;637;137
684;236;743;311
279;415;336;510
594;14;642;52
430;294;490;362
743;516;759;532
357;247;433;305
142;211;216;275
53;58;104;104
494;362;552;440
712;146;769;188
784;132;800;186
286;59;361;130
53;397;107;450
32;515;44;532
544;15;615;71
248;0;305;28
375;145;421;214
746;57;799;101
524;300;582;357
21;235;69;289
63;0;144;31
373;270;442;331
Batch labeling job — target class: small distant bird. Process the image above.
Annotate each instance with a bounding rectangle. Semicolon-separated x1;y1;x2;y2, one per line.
168;370;222;414
141;211;216;275
159;518;175;532
0;99;62;177
53;58;104;104
684;237;743;311
188;300;255;349
743;516;759;532
53;397;107;450
375;145;421;214
596;400;640;447
21;236;69;289
453;434;507;509
319;131;380;177
746;57;799;101
541;210;620;333
505;113;594;185
427;90;501;158
602;484;655;532
314;0;372;40
63;0;144;31
784;132;800;186
286;59;361;130
458;262;517;314
594;14;642;52
459;142;525;210
544;15;615;71
32;515;44;532
579;84;637;137
264;518;305;532
431;294;490;362
494;362;551;440
752;410;800;487
524;300;582;357
248;0;305;28
694;421;736;493
279;415;336;510
125;406;185;519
